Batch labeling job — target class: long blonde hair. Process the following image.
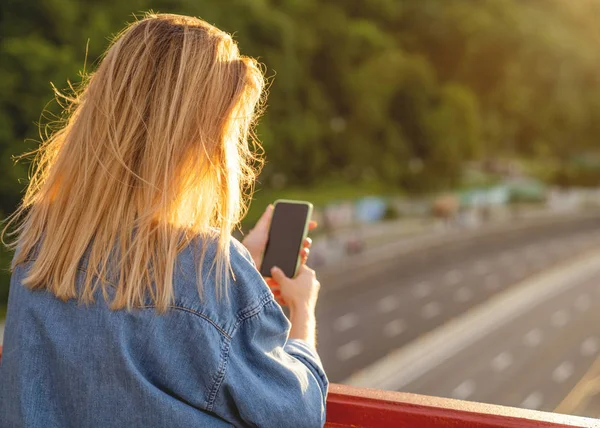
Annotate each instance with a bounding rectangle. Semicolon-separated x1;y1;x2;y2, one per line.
3;13;265;311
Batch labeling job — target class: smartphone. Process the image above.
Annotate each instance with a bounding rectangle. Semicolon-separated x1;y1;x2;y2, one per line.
259;200;313;278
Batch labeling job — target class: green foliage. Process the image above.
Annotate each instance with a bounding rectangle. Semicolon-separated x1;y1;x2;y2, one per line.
5;0;600;198
4;0;600;310
553;164;600;188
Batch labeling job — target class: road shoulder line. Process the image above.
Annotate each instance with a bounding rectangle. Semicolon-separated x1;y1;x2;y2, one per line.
343;248;600;391
555;353;600;416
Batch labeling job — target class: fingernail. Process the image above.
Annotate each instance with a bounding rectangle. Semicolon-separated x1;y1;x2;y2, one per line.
271;266;280;273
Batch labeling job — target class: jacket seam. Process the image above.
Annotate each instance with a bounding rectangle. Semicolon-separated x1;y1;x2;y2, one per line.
206;334;232;411
206;294;275;411
137;305;231;339
286;351;329;392
235;292;273;325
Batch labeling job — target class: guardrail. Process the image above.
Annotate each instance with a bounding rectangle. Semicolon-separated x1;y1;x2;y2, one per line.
0;346;596;426
325;384;597;427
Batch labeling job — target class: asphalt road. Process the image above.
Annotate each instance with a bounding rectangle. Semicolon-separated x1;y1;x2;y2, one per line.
316;213;600;416
402;266;600;413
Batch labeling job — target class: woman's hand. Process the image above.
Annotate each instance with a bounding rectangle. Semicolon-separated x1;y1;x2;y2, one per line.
269;264;321;348
242;205;316;270
268;264;320;312
265;236;312;306
241;205;274;268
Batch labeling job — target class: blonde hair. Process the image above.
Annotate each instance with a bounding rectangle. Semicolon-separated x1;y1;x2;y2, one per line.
3;13;265;311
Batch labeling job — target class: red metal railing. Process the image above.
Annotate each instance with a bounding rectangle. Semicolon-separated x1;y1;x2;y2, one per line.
0;346;595;427
325;384;596;427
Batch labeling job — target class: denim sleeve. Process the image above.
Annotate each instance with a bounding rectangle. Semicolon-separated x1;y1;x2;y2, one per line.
211;298;328;428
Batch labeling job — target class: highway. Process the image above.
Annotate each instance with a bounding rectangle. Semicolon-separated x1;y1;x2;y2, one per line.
1;211;599;416
316;213;600;417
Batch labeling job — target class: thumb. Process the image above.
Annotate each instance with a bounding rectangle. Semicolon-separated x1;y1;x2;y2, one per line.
254;204;274;233
270;266;288;284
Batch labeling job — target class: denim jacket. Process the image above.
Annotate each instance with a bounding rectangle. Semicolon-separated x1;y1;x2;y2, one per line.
0;238;328;427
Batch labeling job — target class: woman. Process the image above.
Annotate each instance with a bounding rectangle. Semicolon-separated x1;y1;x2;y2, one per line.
0;13;327;428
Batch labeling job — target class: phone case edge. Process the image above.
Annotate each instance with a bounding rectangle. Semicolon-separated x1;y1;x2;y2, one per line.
261;200;313;278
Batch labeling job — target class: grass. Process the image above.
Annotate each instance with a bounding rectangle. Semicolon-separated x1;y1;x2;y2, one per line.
243;180;401;227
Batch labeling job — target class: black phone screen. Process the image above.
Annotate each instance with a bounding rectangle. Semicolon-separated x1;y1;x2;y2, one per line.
259;202;310;278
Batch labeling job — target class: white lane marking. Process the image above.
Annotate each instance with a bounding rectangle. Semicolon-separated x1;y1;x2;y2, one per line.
343;249;600;390
452;380;475;400
552;361;574;384
454;287;473;303
473;261;489;275
377;296;399;313
336;340;363;361
334;313;358;332
521;391;544;410
523;328;543;347
383;319;407;338
422;301;442;319
551;309;570;327
484;274;500;290
412;281;432;298
574;294;591;312
444;270;463;286
491;352;513;372
581;337;599;357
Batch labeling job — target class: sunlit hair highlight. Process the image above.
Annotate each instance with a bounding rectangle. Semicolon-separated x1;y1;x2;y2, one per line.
3;13;265;311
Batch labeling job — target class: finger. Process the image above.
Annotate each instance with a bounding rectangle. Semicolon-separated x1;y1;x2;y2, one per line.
265;277;279;287
300;248;310;261
301;250;310;265
296;264;314;276
308;220;318;231
254;204;274;232
270;266;289;283
302;237;312;249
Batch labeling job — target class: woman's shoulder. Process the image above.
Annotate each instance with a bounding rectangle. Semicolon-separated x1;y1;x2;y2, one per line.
172;235;273;336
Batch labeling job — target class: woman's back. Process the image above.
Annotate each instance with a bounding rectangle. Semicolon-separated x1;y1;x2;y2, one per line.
0;238;327;427
0;12;327;427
